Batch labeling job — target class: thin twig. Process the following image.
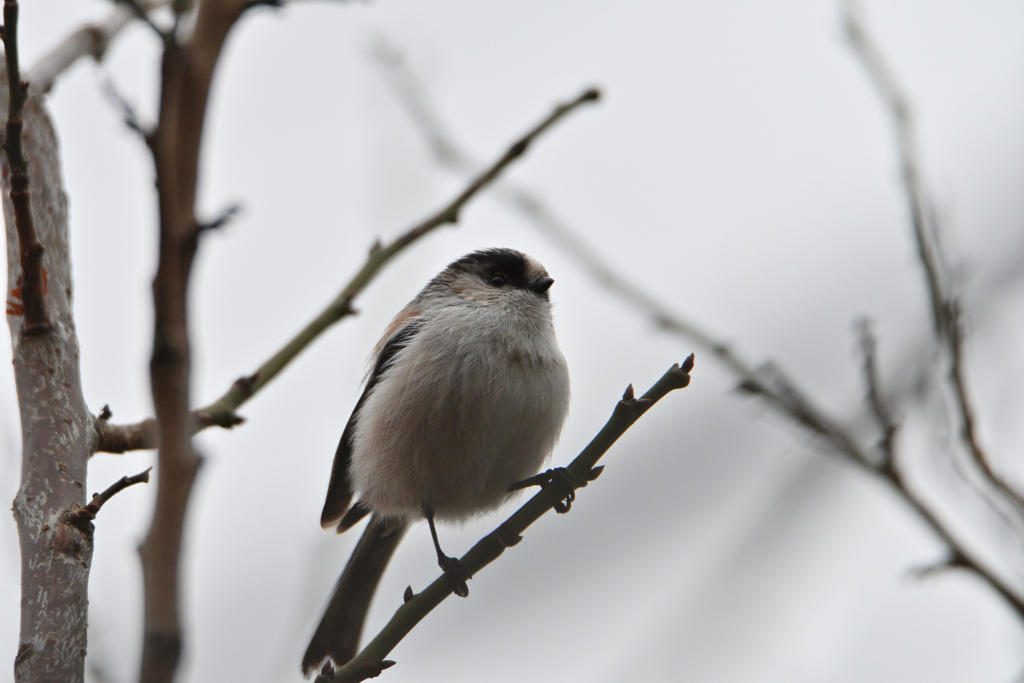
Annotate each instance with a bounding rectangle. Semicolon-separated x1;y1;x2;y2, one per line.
66;468;152;533
881;465;1024;618
197;202;241;232
323;359;694;683
853;323;1024;607
113;0;165;40
100;76;153;141
843;0;1024;518
2;0;50;335
856;318;898;466
94;87;600;453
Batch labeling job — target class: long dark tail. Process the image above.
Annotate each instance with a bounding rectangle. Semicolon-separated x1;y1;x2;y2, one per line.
302;514;408;676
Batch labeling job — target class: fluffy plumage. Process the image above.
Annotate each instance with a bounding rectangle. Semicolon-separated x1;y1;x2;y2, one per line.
303;249;570;675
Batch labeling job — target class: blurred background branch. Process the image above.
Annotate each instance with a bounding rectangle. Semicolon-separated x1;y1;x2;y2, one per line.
843;0;1024;521
369;4;1024;634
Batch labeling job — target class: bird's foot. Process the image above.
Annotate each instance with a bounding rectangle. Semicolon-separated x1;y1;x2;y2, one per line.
438;554;472;597
509;467;578;513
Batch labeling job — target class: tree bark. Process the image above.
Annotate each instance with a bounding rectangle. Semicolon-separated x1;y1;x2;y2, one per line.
3;75;93;682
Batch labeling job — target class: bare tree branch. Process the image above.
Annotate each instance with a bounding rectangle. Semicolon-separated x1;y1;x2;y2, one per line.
854;321;1024;614
842;0;1024;523
94;86;600;454
372;32;1024;627
322;359;694;683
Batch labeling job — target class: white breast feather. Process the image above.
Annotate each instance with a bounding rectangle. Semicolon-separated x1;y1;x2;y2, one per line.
348;297;570;522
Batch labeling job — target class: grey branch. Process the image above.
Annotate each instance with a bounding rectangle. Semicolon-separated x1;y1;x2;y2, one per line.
3;71;94;683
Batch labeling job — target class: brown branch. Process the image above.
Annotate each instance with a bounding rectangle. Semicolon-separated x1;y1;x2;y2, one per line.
66;468;152;533
137;1;249;681
2;0;50;335
843;0;1024;520
94;87;600;454
324;359;694;683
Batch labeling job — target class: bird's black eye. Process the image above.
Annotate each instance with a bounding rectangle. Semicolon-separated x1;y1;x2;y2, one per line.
490;272;507;286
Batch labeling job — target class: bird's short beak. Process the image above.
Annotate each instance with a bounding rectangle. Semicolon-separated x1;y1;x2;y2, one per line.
530;277;555;294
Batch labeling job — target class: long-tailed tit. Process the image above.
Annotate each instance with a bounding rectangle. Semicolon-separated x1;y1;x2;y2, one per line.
302;248;571;675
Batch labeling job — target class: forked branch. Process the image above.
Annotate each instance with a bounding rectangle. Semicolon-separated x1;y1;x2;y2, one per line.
843;0;1024;521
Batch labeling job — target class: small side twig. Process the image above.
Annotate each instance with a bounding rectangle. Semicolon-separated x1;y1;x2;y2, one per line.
907;550;970;581
93;87;600;453
100;77;153;142
66;467;152;533
326;358;694;683
197;203;241;232
113;0;165;39
2;0;51;335
856;318;898;466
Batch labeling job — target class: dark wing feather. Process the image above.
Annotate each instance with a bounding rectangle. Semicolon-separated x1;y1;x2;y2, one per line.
319;318;425;530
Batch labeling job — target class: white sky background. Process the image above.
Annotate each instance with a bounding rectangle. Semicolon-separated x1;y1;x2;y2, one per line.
1;1;1024;681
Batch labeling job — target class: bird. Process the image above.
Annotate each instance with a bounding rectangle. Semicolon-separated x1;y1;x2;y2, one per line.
302;248;571;676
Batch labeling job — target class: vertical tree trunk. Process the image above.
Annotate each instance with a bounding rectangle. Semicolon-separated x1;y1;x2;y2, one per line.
3;77;93;683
